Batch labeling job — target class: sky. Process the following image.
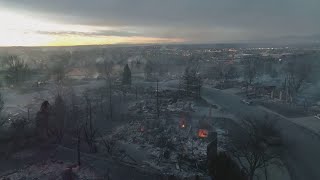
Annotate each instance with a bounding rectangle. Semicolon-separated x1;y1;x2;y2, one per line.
0;0;319;46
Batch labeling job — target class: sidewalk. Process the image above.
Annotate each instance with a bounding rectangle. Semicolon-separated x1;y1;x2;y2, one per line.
219;87;320;137
259;106;320;136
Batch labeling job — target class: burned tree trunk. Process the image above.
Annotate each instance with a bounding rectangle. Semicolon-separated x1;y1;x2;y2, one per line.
77;131;81;166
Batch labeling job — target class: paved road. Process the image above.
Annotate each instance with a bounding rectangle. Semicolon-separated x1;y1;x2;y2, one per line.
201;86;320;180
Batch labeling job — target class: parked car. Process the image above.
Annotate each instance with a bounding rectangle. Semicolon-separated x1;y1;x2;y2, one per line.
241;99;253;105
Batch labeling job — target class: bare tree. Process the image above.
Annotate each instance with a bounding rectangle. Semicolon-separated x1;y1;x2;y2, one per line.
69;89;83;166
144;60;156;81
98;132;116;155
0;92;4;126
100;59;115;120
49;52;71;83
75;121;82;166
82;91;98;153
243;58;258;87
282;58;312;102
96;58;115;119
216;62;238;82
4;56;30;85
51;64;66;83
228;116;283;180
225;64;239;80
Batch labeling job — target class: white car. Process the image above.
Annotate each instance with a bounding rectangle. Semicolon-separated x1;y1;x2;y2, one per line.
241;99;252;105
314;114;320;120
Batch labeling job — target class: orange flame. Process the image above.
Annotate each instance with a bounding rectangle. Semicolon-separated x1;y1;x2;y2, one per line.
180;114;186;128
198;129;208;138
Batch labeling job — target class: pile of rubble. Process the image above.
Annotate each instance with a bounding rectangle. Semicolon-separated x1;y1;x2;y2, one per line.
109;89;228;177
128;98;196;115
110;116;211;177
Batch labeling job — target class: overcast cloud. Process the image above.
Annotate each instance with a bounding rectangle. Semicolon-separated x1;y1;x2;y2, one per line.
0;0;319;43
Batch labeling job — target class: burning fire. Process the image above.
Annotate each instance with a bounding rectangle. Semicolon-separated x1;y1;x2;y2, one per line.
198;129;208;138
180;120;186;128
180;114;186;128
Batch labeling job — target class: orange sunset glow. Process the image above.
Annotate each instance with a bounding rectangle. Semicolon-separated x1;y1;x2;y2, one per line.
0;9;183;46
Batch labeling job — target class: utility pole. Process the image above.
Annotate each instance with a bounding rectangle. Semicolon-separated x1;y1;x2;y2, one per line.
156;79;159;118
135;86;138;100
77;128;81;166
103;60;113;120
89;100;92;134
27;107;30;122
109;80;112;120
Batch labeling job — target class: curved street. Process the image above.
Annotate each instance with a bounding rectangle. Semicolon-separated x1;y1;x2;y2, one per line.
201;86;320;180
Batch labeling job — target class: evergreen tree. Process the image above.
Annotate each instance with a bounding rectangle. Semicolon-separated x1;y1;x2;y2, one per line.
179;67;202;98
50;95;66;141
122;64;131;85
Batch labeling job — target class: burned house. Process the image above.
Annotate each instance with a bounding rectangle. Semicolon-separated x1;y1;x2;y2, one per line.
253;85;276;96
247;82;278;98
